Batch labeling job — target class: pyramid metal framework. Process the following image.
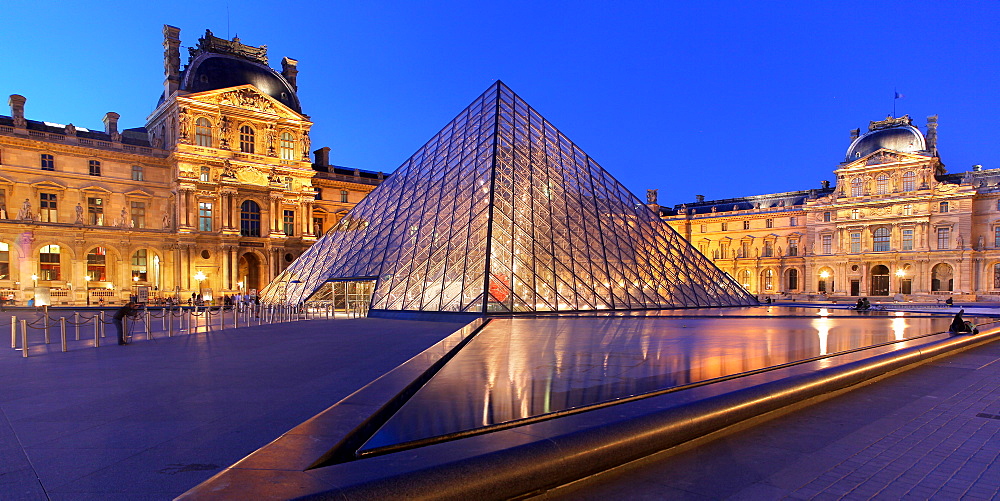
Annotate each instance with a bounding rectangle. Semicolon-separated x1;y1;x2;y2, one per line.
260;82;756;313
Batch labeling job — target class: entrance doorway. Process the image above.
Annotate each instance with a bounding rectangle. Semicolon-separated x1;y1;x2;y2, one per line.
307;279;376;313
870;265;890;296
238;253;262;292
850;280;860;296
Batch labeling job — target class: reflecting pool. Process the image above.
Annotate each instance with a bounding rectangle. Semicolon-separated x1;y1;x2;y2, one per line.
362;307;971;452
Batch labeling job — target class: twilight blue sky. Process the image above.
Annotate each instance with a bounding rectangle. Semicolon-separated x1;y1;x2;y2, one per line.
1;1;998;206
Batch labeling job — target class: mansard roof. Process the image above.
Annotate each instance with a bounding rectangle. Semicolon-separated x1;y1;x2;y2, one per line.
0;115;152;147
664;187;836;216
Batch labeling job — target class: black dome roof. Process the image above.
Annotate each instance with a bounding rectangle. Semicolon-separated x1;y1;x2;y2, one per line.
180;52;301;113
846;125;926;162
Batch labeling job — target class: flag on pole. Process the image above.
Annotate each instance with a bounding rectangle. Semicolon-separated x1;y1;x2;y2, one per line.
895;92;905;99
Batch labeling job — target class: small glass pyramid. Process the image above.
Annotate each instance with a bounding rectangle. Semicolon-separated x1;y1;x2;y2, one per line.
261;82;756;312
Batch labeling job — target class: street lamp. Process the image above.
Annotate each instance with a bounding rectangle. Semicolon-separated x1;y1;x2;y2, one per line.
31;274;37;288
895;268;906;278
85;275;91;306
194;271;206;302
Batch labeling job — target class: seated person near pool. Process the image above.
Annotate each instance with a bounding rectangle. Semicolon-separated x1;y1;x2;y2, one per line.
949;309;978;334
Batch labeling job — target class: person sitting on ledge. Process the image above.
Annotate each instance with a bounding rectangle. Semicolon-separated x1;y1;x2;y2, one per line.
949;309;979;335
855;297;871;311
945;297;954;306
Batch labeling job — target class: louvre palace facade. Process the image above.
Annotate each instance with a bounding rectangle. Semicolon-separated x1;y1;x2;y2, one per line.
662;114;1000;301
0;26;382;304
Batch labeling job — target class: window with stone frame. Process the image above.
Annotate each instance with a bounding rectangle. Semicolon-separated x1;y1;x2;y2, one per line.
240;200;261;237
88;160;101;176
761;269;774;290
132;165;144;181
312;217;324;235
937;227;950;250
130;201;145;228
822;234;832;254
903;204;912;216
789;216;797;226
86;247;106;281
765;218;773;228
239;125;255;154
823;211;831;222
87;197;104;225
280;132;295;160
763;241;773;257
902;171;916;191
340;190;349;203
39;192;57;222
788;239;798;256
851;208;859;219
876;174;889;195
0;242;9;279
39;244;60;280
743;220;750;230
787;268;798;290
41;153;54;171
283;209;295;236
850;232;861;253
851;177;864;197
721;222;728;231
939;201;949;213
199;202;213;232
740;241;750;258
195;118;212;147
873;227;890;252
902;229;914;250
131;249;148;281
200;166;211;182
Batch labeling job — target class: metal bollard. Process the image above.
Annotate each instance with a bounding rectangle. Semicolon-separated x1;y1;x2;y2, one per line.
44;314;50;344
99;311;106;338
167;309;173;337
145;310;151;340
162;308;167;331
21;319;28;357
60;317;67;352
94;314;100;348
11;314;16;349
74;312;80;340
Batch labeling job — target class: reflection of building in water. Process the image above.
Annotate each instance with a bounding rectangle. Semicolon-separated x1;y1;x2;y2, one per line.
0;26;382;304
362;314;954;450
264;82;756;313
663;114;1000;301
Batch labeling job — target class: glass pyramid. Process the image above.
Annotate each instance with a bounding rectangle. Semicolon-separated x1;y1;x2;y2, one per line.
261;82;756;313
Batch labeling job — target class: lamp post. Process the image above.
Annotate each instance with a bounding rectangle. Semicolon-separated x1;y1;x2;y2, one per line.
85;275;91;306
194;271;206;304
31;274;37;289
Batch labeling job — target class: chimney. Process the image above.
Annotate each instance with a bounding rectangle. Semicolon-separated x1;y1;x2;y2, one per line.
281;57;299;91
695;194;705;203
313;146;330;168
163;25;182;98
849;128;860;142
8;94;26;128
103;112;120;135
926;115;938;154
821;180;830;189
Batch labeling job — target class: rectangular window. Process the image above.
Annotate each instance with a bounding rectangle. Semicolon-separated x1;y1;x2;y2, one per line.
41;154;54;171
131;165;144;181
200;166;211;182
822;234;832;254
995;227;1000;248
340;190;349;203
940;201;949;213
131;249;147;281
743;220;750;230
823;211;831;222
39;192;57;222
763;242;773;257
88;160;101;176
765;218;773;228
850;232;861;253
315;188;323;201
87;197;104;225
721;222;728;231
283;210;295;236
198;202;213;231
0;242;9;279
903;204;912;216
903;229;914;250
788;239;798;256
789;217;797;226
937;227;950;250
851;208;859;219
39;245;60;280
130;201;145;228
720;243;729;259
740;241;750;258
312;217;324;235
700;224;707;233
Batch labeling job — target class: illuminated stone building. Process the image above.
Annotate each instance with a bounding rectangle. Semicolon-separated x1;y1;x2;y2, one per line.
0;26;382;304
663;114;1000;301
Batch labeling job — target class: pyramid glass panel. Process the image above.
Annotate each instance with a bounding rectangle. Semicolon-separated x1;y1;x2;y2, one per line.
261;81;756;312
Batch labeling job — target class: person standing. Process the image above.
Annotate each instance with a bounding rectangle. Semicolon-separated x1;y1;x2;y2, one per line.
113;302;141;345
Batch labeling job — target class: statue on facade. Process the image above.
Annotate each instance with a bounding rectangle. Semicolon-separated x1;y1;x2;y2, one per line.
978;235;985;251
16;199;32;220
266;124;277;156
75;203;84;224
178;107;191;143
221;159;237;179
646;189;658;205
64;123;76;136
118;207;129;227
162;205;172;229
301;131;311;159
219;116;231;149
956;233;964;249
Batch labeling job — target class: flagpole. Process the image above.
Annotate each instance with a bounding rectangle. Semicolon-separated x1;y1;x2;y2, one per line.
893;88;896;117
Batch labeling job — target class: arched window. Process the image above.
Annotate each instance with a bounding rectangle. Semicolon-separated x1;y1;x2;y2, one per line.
195;118;212;147
876;174;889;195
280;132;295;160
40;244;61;280
761;269;774;290
994;263;1000;289
873;227;891;252
739;269;752;289
787;268;798;290
239;125;255;154
931;263;954;292
86;247;107;281
132;249;148;281
851;177;864;197
902;171;916;191
818;267;834;293
240;200;261;237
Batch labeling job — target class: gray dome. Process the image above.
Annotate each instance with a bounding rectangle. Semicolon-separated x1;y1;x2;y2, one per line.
846;125;925;162
180;52;301;113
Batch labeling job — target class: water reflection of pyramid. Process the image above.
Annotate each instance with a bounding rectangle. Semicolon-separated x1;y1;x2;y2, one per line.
261;81;756;312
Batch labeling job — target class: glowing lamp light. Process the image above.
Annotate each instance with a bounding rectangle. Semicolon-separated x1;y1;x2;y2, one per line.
31;274;38;281
133;276;139;282
105;283;114;289
895;268;907;277
819;271;830;279
194;271;206;282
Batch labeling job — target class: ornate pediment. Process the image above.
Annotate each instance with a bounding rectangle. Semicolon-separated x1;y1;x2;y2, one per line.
845;148;928;169
182;85;305;119
236;165;270;186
